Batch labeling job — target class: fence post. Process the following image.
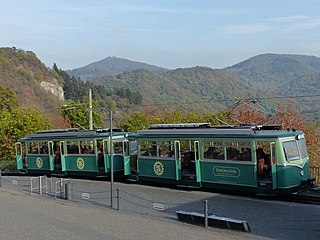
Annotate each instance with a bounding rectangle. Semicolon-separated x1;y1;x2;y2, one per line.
0;170;2;188
204;200;208;229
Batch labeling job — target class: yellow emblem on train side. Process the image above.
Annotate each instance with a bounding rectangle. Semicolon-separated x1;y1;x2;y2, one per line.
76;158;85;170
153;161;164;176
36;157;43;168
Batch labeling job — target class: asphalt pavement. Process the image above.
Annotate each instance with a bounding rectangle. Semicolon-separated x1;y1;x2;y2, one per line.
0;187;265;240
1;175;320;240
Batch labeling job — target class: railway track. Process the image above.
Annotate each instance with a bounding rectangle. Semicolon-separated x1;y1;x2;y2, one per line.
281;189;320;205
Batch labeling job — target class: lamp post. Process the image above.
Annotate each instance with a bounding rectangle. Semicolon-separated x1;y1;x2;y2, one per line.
109;110;114;208
100;108;119;208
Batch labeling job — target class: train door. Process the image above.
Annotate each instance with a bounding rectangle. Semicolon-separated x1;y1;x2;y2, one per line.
96;139;105;172
270;142;277;190
15;142;23;170
60;141;66;172
194;141;201;182
174;141;182;180
48;141;54;171
123;140;131;175
102;139;109;173
180;140;196;181
257;141;276;191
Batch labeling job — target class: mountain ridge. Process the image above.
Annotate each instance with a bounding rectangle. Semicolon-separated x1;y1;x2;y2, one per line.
67;56;169;81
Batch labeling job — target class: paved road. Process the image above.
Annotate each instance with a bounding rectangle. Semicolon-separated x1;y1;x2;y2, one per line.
2;175;320;239
0;188;264;240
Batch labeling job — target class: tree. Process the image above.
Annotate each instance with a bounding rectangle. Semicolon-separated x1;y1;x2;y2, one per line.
0;107;52;159
61;98;104;130
0;85;19;112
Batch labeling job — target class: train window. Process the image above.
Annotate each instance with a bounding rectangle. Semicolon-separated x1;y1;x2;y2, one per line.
157;141;174;158
67;141;80;154
139;141;174;158
226;142;251;161
27;142;39;154
79;140;94;154
139;141;157;157
203;142;224;160
283;141;300;161
114;142;123;155
39;142;48;154
297;138;308;158
129;141;138;155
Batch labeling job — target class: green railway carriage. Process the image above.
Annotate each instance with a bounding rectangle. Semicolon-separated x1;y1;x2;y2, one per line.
131;123;311;195
15;128;133;177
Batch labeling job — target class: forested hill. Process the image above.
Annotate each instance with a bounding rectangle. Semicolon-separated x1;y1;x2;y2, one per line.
67;56;168;81
225;53;320;119
0;47;64;115
92;66;257;112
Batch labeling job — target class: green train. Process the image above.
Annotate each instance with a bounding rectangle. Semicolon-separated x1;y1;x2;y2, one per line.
15;123;312;195
15;128;134;177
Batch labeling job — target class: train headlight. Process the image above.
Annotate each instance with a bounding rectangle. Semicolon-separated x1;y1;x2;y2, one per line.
300;170;304;176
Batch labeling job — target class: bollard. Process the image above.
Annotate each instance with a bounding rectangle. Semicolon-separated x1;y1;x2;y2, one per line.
64;182;72;200
60;178;64;199
0;170;2;188
117;188;120;211
39;176;42;195
204;200;208;229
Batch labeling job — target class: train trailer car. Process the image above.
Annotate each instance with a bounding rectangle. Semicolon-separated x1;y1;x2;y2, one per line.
15;128;134;177
130;123;312;195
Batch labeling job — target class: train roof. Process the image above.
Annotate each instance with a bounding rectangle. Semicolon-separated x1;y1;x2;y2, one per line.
20;128;134;141
136;123;304;139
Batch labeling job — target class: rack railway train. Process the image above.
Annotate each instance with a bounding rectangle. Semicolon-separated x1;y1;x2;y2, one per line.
15;123;312;195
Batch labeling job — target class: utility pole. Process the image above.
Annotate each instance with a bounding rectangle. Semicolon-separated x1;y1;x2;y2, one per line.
89;89;93;130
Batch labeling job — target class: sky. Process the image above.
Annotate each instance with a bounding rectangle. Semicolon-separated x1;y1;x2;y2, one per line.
1;0;320;70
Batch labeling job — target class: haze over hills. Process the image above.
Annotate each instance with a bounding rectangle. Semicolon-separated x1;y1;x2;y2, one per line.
67;56;169;81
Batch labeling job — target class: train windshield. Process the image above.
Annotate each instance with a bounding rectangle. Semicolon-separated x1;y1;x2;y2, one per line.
283;141;300;162
297;138;308;158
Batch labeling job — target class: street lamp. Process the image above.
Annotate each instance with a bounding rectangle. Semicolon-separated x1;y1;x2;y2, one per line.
101;108;119;208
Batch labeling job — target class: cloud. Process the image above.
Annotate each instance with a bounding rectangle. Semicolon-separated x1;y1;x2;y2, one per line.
217;24;272;35
269;15;320;32
285;17;320;32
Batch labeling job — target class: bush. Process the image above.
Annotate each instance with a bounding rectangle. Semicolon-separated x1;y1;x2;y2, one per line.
0;159;16;172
